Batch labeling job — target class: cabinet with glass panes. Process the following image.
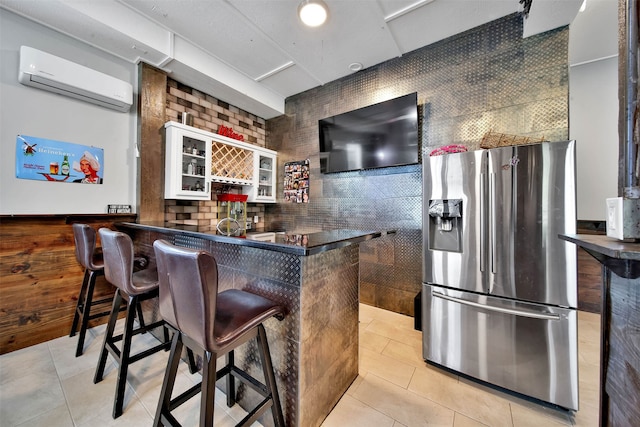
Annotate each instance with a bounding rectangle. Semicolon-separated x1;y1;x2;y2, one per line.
164;122;212;200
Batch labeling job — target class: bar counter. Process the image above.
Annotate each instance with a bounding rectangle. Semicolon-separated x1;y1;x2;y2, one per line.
560;234;640;426
116;222;386;427
120;221;383;255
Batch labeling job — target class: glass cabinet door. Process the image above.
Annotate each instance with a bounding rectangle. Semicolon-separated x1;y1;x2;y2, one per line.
258;154;274;198
180;135;208;194
245;149;276;203
165;122;211;200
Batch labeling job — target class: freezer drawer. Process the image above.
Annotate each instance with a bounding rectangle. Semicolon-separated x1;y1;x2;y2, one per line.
422;284;578;411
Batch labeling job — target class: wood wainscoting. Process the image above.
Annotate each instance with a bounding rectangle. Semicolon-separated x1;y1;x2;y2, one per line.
576;221;605;314
0;214;135;354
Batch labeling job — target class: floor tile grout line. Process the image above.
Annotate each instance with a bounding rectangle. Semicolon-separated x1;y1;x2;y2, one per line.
46;340;78;427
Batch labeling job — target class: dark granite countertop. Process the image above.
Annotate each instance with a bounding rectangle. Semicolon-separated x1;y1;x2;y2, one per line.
560;234;640;260
117;222;388;256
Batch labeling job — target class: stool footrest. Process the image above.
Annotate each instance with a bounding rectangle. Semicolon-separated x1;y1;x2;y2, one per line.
105;323;169;362
167;382;202;412
108;319;166;346
157;411;181;427
85;308;113;321
228;365;269;397
238;396;273;427
129;341;170;364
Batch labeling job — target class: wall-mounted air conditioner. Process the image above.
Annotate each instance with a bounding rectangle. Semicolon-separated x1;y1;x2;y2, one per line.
18;46;133;112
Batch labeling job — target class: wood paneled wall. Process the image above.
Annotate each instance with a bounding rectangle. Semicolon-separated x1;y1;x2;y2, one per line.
138;63;166;223
578;248;603;313
0;214;135;354
576;222;605;314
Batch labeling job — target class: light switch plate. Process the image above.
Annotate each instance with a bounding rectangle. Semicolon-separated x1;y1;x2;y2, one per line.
606;197;624;240
606;197;640;240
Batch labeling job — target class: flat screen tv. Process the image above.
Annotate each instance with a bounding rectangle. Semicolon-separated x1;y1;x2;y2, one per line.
319;92;418;173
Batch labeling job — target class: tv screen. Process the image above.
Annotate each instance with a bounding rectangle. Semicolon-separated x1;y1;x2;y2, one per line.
319;92;418;173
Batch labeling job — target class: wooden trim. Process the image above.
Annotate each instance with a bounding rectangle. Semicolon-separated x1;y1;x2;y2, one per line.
138;63;167;223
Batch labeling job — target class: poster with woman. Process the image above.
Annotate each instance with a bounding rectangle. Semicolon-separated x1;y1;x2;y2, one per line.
15;135;104;184
283;159;309;203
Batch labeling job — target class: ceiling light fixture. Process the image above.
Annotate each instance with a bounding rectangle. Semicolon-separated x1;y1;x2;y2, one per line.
348;62;363;72
298;0;329;27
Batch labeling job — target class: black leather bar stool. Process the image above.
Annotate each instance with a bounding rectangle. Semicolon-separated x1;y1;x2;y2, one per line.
95;228;171;419
152;239;285;427
69;223;111;357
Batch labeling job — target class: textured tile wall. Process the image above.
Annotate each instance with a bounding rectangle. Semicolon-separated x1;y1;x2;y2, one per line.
265;13;569;316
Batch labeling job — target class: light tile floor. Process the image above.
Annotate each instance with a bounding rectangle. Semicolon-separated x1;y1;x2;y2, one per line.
0;304;600;427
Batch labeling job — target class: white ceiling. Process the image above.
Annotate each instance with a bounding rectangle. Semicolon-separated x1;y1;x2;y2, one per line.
1;0;586;119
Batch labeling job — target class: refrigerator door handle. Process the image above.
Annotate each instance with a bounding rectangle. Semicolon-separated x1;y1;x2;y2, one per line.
480;173;486;272
489;172;497;275
432;291;561;321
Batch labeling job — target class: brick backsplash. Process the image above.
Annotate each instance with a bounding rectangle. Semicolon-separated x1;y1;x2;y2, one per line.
164;78;267;229
165;79;266;147
164;196;266;232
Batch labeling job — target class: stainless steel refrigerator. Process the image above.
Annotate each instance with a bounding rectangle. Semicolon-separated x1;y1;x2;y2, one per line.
422;140;578;411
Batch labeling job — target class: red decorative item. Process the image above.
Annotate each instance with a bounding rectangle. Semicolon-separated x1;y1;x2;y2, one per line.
429;144;468;156
217;125;245;141
217;193;248;202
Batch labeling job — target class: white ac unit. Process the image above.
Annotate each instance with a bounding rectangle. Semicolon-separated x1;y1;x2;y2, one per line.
18;46;133;112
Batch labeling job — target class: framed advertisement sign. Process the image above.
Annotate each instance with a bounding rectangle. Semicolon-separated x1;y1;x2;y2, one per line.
16;135;104;184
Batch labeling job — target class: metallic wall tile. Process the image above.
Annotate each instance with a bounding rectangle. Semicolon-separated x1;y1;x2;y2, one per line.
266;13;569;319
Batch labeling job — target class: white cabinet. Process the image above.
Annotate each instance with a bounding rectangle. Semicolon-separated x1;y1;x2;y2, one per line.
164;122;212;200
244;148;277;203
164;121;277;202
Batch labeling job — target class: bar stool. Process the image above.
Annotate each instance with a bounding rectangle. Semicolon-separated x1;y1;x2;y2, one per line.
152;239;285;427
69;223;111;357
95;228;171;419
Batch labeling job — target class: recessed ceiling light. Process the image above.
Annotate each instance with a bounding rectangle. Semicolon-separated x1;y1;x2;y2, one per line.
298;0;329;27
349;62;363;72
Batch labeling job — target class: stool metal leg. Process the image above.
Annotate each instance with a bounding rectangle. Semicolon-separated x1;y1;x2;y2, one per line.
257;325;285;427
201;351;218;427
153;332;183;427
112;294;139;418
74;268;102;357
186;346;198;374
226;350;236;407
94;290;123;383
136;302;147;330
70;269;90;338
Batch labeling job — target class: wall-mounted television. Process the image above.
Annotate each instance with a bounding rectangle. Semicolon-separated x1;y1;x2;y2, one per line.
319;92;418;173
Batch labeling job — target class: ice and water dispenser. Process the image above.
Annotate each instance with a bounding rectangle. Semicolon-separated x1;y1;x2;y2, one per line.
428;199;463;252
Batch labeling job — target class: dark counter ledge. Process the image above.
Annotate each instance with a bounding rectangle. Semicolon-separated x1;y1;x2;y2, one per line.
560;234;640;426
117;221;386;256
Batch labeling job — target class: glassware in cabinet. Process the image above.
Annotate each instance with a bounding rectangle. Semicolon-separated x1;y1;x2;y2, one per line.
244;149;277;203
165;122;211;200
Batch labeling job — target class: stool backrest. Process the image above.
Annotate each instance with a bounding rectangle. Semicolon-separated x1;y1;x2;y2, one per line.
98;228;137;295
73;223;99;270
153;239;218;351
